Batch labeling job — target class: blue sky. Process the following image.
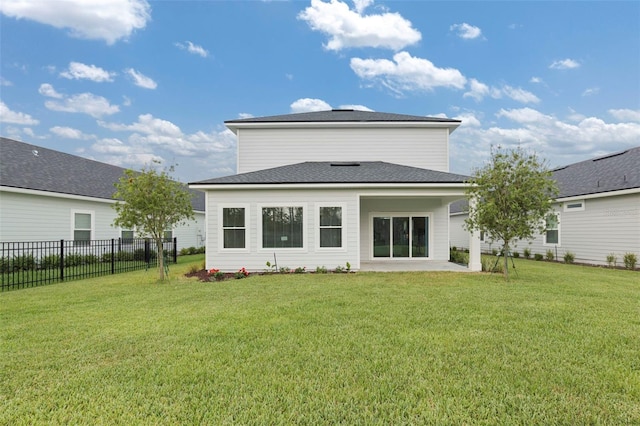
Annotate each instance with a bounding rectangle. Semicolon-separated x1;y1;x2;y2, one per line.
1;0;638;183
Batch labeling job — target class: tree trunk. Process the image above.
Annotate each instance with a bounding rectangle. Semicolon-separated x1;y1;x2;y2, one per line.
157;239;165;281
503;240;510;281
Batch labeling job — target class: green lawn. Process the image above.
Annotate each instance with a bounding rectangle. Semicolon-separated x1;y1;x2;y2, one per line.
1;255;638;424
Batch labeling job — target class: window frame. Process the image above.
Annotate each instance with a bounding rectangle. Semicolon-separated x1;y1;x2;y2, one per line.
543;212;561;246
218;204;249;252
70;209;94;246
258;203;307;252
120;229;135;245
316;204;347;251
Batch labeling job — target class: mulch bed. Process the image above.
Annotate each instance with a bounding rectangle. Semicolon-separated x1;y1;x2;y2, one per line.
185;270;239;282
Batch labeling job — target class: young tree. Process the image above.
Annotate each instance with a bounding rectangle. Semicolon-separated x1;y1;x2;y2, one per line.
464;146;559;279
112;163;194;280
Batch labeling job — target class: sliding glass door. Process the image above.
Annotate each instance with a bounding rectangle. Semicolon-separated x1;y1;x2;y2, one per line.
373;215;429;258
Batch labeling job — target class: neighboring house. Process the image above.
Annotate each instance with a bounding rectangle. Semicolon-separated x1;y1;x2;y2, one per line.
450;146;640;265
0;137;206;250
190;109;482;272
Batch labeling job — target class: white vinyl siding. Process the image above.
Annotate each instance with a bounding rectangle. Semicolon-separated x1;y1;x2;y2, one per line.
205;189;359;272
237;127;450;173
0;190;205;251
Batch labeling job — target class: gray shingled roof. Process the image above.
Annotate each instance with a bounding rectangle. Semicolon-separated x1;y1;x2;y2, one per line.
552;146;640;198
449;146;640;214
0;137;205;211
225;109;461;124
191;161;470;186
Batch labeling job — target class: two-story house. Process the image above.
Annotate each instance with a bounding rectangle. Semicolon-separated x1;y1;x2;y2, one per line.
190;109;482;272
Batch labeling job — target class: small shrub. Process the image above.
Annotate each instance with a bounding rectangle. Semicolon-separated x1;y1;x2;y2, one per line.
523;248;531;259
334;265;345;273
101;253;114;263
117;251;134;261
279;266;291;274
606;253;617;268
512;251;520;258
623;252;637;270
12;254;36;271
84;254;99;265
451;246;457;252
346;262;351;272
179;248;190;256
546;250;555;261
294;266;306;274
213;271;226;281
64;253;85;267
234;267;249;279
187;246;198;255
41;254;61;269
450;249;469;265
0;257;10;273
534;253;544;261
133;248;146;261
482;256;504;273
491;248;498;256
265;261;277;273
563;251;575;264
316;266;328;274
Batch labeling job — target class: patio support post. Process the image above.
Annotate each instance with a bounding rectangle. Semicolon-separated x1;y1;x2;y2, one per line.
468;197;482;272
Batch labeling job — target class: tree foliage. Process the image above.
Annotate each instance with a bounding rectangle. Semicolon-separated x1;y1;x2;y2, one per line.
464;146;559;279
112;163;194;280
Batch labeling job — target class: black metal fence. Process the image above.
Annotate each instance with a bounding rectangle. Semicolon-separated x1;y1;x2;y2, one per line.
1;238;177;291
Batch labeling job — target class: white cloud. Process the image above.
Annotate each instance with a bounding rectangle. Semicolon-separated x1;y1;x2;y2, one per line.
450;108;640;176
549;58;580;70
530;76;542;84
0;0;151;45
290;98;332;113
174;41;209;58
298;0;421;51
582;87;599;97
1;76;12;86
38;83;63;98
45;92;120;118
450;23;482;40
125;68;157;89
463;78;539;104
50;126;94;139
452;112;481;127
496;107;552;124
609;108;640;122
238;113;254;119
0;101;39;125
339;104;373;111
350;51;467;95
60;62;115;82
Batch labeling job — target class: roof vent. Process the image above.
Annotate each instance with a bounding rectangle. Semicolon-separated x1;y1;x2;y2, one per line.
330;162;360;167
32;150;39;157
331;108;354;112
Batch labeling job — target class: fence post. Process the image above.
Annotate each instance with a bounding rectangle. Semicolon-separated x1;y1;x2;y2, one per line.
144;239;150;266
173;237;177;263
111;239;115;274
59;239;65;281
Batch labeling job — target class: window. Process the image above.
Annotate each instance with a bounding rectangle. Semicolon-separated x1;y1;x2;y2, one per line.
223;207;246;249
544;213;560;245
164;229;173;242
121;230;134;244
73;212;92;245
262;206;303;248
564;200;585;212
319;206;343;248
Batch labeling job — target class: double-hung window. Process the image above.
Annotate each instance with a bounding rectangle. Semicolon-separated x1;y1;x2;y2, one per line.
262;206;303;248
121;230;134;244
73;211;92;246
319;206;343;248
544;213;560;245
222;207;246;249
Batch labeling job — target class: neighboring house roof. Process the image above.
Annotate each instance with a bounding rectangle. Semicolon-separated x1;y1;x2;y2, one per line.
225;109;461;124
552;146;640;198
449;145;640;214
191;161;470;186
0;137;205;211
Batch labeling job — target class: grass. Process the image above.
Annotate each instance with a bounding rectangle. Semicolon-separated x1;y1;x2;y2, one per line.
1;255;638;424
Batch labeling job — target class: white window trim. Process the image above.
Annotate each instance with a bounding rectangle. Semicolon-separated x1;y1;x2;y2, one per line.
543;212;561;246
258;203;307;252
70;209;94;244
564;200;585;212
315;203;347;252
368;211;433;260
218;204;250;252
